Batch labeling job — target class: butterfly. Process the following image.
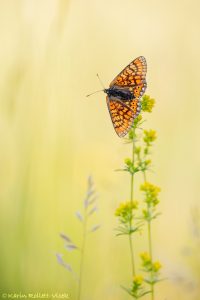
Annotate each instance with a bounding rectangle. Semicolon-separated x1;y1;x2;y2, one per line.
104;56;147;137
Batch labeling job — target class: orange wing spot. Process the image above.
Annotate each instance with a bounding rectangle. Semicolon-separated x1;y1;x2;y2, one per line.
124;114;130;120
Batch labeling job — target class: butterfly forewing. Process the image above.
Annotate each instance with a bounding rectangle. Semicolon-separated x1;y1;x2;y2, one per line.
109;56;147;99
106;96;141;137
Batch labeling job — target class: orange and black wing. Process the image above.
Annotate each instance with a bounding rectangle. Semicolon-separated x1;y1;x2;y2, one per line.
106;96;140;137
125;98;141;115
110;56;147;99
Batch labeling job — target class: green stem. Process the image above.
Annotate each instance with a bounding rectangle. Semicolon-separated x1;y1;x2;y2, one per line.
129;129;136;277
143;170;154;300
131;173;134;202
129;233;135;276
77;208;87;300
148;219;154;300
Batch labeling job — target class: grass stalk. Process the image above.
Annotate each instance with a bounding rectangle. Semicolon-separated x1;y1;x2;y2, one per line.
77;206;88;300
57;177;99;300
129;129;136;277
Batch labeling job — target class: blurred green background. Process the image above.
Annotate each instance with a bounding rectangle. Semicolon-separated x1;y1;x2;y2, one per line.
0;0;200;299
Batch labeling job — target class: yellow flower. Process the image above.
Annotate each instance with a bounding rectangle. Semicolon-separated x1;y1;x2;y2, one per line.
115;203;126;216
135;146;141;155
141;95;155;112
115;201;138;216
124;158;132;166
140;182;161;195
153;261;162;272
140;252;151;263
145;159;151;166
144;129;157;144
140;182;161;207
133;275;144;285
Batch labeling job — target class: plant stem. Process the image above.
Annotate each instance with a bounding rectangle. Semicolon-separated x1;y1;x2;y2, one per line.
128;233;135;276
143;171;154;300
148;219;154;300
77;208;87;300
130;129;136;206
129;129;136;277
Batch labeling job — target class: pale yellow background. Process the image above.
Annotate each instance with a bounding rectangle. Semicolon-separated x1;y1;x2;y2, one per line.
0;0;200;299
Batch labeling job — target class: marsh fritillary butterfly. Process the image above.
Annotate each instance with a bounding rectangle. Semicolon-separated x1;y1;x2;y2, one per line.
105;56;147;137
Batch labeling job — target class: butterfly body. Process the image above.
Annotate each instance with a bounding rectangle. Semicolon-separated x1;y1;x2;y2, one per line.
104;87;133;101
105;56;147;137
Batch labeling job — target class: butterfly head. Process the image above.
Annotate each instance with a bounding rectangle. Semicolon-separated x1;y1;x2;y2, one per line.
104;88;110;95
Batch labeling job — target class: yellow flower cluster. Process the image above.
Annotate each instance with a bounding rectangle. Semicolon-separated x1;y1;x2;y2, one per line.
133;275;144;285
140;182;161;197
144;159;151;166
140;252;162;273
140;182;160;206
141;95;155;113
152;261;162;272
140;252;151;264
135;146;141;154
143;129;157;144
124;158;132;166
115;201;138;217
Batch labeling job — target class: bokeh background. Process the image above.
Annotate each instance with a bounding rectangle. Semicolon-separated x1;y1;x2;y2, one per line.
0;0;200;299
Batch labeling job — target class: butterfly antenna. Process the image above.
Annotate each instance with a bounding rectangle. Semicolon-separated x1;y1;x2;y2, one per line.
96;73;105;89
86;89;103;97
86;73;105;97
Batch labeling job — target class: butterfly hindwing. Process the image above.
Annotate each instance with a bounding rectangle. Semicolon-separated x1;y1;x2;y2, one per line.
125;98;142;116
109;56;147;99
106;96;140;137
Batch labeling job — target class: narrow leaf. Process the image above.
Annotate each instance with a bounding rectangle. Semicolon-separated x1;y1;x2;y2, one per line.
65;244;78;251
152;212;162;219
139;291;151;297
87;189;95;199
60;233;71;243
84;195;98;208
56;253;73;272
76;211;83;222
84;198;89;208
88;206;98;216
88;175;93;187
56;253;64;265
90;224;100;232
115;168;129;172
121;286;133;296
